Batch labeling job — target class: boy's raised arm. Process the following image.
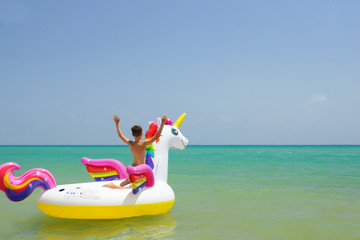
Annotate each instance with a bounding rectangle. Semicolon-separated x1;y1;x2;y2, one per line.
143;114;167;145
113;114;131;145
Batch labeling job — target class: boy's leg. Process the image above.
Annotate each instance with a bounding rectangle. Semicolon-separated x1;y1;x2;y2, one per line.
102;182;128;189
120;178;130;187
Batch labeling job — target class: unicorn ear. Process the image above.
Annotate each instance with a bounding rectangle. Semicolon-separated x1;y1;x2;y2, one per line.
156;118;161;128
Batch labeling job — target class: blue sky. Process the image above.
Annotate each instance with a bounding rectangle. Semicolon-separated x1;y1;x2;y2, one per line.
0;0;359;145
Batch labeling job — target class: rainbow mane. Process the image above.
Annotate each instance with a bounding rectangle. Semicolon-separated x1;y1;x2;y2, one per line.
145;118;173;169
0;162;56;202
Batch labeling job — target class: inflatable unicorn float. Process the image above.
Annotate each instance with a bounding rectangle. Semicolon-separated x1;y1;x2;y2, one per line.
0;113;188;219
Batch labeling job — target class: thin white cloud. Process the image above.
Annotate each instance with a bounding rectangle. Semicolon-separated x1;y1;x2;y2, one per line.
69;112;78;119
305;108;313;116
221;100;232;106
310;93;327;103
218;113;234;123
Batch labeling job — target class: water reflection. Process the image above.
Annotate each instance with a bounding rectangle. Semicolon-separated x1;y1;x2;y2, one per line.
36;213;176;239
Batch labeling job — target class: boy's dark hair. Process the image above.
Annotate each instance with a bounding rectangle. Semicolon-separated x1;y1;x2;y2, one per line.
131;125;142;137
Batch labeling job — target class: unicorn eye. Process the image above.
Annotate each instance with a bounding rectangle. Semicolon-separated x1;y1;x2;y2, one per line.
171;128;178;136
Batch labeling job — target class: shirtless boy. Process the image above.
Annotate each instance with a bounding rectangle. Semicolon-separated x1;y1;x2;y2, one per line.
103;113;167;189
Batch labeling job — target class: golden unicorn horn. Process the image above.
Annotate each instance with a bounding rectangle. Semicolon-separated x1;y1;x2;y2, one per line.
174;113;186;128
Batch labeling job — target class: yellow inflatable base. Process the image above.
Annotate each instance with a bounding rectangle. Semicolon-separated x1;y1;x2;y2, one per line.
37;200;175;219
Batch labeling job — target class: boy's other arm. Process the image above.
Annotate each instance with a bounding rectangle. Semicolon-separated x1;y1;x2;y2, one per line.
143;114;167;145
113;114;131;145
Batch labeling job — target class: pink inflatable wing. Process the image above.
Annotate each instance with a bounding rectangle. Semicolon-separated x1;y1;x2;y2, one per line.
126;164;154;194
81;157;129;181
0;162;56;202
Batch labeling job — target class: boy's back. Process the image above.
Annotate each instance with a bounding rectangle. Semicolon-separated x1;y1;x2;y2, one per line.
128;141;147;166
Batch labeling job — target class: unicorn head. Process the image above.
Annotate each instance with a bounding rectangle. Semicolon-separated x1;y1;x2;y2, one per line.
145;113;188;183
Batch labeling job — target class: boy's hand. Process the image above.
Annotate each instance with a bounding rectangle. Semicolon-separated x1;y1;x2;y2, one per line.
161;114;167;124
113;114;120;125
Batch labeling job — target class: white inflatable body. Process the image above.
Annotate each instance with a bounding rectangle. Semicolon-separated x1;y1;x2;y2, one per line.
37;180;175;219
36;113;188;219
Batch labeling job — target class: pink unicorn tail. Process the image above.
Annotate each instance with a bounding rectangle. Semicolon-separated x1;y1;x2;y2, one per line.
0;162;56;202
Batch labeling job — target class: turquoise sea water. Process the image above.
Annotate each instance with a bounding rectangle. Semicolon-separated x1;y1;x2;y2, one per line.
0;145;360;240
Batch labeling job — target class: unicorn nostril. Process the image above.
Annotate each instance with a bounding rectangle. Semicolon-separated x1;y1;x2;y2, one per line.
182;138;189;147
